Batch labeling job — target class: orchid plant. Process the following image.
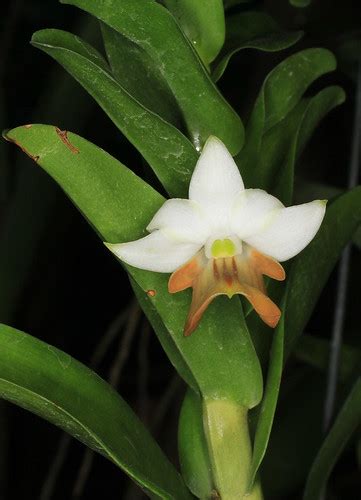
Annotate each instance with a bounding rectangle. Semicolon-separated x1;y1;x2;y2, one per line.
1;1;361;499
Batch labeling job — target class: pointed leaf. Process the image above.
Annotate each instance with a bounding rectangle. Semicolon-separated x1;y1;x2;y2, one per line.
236;49;337;187
213;12;303;82
303;378;361;500
32;29;197;198
60;0;244;154
0;324;192;498
5;124;263;409
163;0;225;65
270;86;345;203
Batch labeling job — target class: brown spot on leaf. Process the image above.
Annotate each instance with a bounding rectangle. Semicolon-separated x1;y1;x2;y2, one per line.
146;289;156;297
24;124;32;129
55;127;79;154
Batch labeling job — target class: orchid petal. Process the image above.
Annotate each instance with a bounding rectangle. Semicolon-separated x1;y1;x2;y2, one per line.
147;199;210;243
244;200;327;262
231;189;284;239
189;137;244;228
106;230;201;273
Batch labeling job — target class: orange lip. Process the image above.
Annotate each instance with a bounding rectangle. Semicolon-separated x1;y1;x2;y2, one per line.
169;246;285;336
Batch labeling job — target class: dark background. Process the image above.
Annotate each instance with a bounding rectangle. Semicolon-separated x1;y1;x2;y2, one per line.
0;0;360;498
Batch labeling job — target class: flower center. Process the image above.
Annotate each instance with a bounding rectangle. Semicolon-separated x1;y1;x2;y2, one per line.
211;238;235;258
209;236;245;259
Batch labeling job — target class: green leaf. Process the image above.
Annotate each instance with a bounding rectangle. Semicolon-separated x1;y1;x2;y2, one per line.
131;278;198;392
303;378;361;500
5;124;263;409
271;86;345;204
248;298;286;489
60;0;244;154
0;323;192;498
178;389;214;498
163;0;225;65
100;23;182;127
285;187;361;359
213;12;303;82
5;124;164;242
236;48;337;188
32;29;197;198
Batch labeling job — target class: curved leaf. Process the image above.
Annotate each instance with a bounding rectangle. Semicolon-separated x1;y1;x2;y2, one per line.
5;124;263;409
60;0;244;154
271;86;345;203
0;324;192;498
213;12;303;82
303;378;361;500
32;29;197;198
100;23;182;127
236;48;337;188
163;0;225;65
248;298;286;489
178;389;213;498
285;187;361;359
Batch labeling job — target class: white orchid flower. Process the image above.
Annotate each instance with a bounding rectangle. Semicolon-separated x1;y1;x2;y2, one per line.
106;136;326;336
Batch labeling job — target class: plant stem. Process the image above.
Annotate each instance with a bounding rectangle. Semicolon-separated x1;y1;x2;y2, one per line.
203;399;263;500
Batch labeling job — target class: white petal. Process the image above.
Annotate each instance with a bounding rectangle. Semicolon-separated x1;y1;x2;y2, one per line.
231;189;284;239
189;137;244;225
147;199;210;243
105;230;202;273
244;200;327;262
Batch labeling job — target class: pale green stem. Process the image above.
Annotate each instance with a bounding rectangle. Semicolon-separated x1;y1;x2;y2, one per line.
203;399;263;500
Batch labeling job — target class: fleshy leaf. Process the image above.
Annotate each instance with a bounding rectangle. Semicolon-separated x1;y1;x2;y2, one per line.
0;324;192;498
100;23;182;127
5;124;263;409
60;0;244;154
31;29;197;198
303;378;361;500
236;48;337;188
213;12;303;82
272;86;345;204
248;297;286;489
163;0;225;65
178;389;214;498
250;85;345;203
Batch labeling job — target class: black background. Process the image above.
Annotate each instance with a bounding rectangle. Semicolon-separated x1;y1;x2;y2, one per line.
1;0;360;498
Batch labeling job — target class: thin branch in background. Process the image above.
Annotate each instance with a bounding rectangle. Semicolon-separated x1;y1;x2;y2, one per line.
39;305;131;500
72;300;142;499
123;371;184;500
323;63;361;432
150;373;184;434
137;320;151;425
